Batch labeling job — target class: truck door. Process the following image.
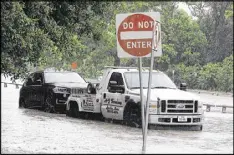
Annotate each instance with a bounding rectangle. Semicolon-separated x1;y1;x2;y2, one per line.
31;72;44;108
101;72;125;120
23;74;34;107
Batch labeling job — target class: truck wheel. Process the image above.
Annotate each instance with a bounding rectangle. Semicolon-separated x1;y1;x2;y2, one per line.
124;104;142;128
198;125;203;131
190;125;203;131
70;102;80;118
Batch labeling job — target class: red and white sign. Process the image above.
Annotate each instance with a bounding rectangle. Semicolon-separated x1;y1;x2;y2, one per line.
116;12;161;58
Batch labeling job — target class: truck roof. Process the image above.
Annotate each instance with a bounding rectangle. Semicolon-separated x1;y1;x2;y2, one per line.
107;68;162;74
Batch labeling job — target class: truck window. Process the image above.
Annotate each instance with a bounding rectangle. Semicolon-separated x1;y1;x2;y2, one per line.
44;72;86;83
124;72;177;89
107;72;125;93
32;73;43;85
108;72;124;86
25;73;34;86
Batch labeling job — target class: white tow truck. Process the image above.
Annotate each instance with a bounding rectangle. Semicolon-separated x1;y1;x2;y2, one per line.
65;66;204;130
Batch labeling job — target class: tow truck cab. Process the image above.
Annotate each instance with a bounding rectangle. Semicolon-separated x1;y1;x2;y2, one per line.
66;67;204;129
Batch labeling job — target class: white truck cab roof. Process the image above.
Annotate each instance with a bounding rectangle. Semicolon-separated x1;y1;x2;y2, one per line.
104;67;163;74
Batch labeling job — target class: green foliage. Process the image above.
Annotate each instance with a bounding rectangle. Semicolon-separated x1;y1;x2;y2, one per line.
187;2;233;63
215;55;233;92
170;55;233;92
1;2;233;92
1;2;53;79
170;64;200;88
197;63;221;90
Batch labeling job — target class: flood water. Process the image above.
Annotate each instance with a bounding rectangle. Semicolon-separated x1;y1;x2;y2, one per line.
1;84;233;154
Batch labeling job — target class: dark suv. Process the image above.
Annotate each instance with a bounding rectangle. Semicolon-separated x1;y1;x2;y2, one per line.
19;70;88;113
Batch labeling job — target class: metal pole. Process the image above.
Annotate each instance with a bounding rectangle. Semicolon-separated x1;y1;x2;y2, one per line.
138;57;145;144
142;20;158;153
142;46;155;153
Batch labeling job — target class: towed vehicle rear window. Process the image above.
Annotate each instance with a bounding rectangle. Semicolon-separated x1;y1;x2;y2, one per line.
44;72;86;83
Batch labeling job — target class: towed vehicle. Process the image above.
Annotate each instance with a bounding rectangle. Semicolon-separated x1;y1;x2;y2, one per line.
19;70;88;113
66;66;204;130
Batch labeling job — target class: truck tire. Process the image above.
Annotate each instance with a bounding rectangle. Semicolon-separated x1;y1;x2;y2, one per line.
198;125;203;131
69;102;80;118
124;104;142;128
190;125;203;131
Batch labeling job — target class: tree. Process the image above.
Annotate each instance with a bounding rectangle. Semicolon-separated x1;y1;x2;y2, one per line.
1;1;111;79
187;1;233;63
1;2;53;79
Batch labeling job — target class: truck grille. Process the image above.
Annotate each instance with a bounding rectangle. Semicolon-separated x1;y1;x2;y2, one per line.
168;110;193;113
161;100;166;112
71;88;87;94
168;100;193;103
55;93;69;103
161;100;196;114
194;100;198;112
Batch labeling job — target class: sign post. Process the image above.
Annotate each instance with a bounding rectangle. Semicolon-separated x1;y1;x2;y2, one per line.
138;57;145;137
116;12;161;153
143;20;161;153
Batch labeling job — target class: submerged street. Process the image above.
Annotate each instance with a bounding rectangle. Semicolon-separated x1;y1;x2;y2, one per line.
1;83;233;154
2;1;233;154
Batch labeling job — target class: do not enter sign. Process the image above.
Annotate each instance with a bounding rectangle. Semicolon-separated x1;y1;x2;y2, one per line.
116;12;161;58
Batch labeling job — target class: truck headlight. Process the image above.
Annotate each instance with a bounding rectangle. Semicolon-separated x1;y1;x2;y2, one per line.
149;103;157;114
197;101;203;108
149;104;157;108
53;87;70;94
197;101;203;113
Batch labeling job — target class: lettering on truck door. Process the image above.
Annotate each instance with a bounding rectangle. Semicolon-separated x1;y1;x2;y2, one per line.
81;94;94;112
111;93;123;120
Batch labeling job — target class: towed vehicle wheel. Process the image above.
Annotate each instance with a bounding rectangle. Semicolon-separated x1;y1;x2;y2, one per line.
19;98;26;108
44;92;55;113
124;104;142;128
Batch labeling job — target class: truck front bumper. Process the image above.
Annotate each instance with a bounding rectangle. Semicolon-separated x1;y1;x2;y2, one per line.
149;114;203;125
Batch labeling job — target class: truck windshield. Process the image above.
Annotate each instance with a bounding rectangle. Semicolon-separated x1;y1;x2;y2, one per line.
124;72;177;89
44;72;86;83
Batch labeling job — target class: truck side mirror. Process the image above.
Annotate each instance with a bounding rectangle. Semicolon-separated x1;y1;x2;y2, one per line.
180;83;187;91
95;83;100;91
87;83;96;94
